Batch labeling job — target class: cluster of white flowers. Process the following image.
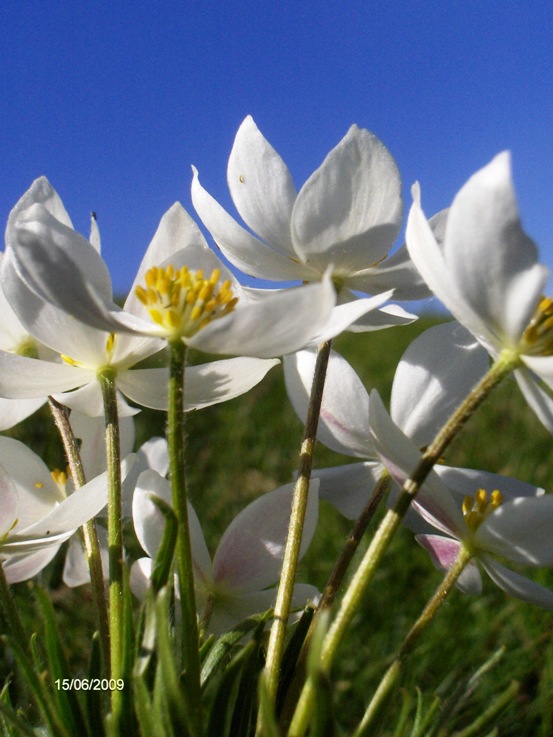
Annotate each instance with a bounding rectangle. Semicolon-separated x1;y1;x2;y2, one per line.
2;114;553;636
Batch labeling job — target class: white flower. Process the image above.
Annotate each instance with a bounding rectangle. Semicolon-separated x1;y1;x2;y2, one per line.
0;178;280;412
284;321;489;517
131;470;320;633
369;393;553;610
0;435;134;583
1;178;376;358
191;116;434;330
406;152;553;431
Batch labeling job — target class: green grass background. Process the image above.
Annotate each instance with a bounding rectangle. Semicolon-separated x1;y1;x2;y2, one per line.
4;315;553;735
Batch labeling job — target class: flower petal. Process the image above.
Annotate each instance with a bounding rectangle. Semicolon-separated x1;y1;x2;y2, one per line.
212;480;319;594
292;126;402;273
227;116;297;257
0;397;45;430
415;534;482;594
391;321;489;447
313;462;384;519
444;152;547;348
477;495;553;565
188;278;335;358
480;556;553;610
284;348;373;457
192;167;304;280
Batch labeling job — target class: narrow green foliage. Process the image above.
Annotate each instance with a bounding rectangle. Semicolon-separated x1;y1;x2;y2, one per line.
34;585;89;737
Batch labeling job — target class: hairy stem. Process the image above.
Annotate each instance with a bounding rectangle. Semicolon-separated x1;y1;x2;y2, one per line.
48;397;110;675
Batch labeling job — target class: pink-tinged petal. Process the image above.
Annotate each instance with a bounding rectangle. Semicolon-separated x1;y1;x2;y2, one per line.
313;462;384;519
477;496;553;565
0;397;45;430
480;556;553;610
391;322;489;447
213;481;319;594
292;126;402;273
415;534;482;594
369;390;466;536
2;546;60;584
192;167;304;281
188;277;335;358
514;365;553;434
0;352;93;399
227;116;297;257
284;348;373;457
444;152;547;348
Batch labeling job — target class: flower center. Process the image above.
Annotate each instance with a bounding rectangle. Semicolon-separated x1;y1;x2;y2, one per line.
521;296;553;355
135;265;238;340
462;489;503;532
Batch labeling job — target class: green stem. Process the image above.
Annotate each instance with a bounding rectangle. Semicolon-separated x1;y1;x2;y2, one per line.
0;560;28;647
287;350;519;737
98;370;124;717
353;546;473;736
167;338;202;734
48;397;110;676
262;339;332;715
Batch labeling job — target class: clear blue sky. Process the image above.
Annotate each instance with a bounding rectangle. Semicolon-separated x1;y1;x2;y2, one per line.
2;1;553;297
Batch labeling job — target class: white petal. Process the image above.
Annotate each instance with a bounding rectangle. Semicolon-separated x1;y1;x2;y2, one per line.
415;534;482;594
212;480;319;594
132;470;173;558
311;290;395;342
477;496;553;565
481;556;553;610
342;302;418;333
6;177;73;231
313;462;384;519
227;116;297;257
369;390;466;536
514;365;553;433
292;126;402;273
391;322;489;447
2;546;61;584
284;348;373;457
346;244;432;300
63;528;109;587
0;396;45;430
192;167;304;281
406;187;498;352
444;152;548;348
188;278;335;358
0;351;93;398
185;357;279;409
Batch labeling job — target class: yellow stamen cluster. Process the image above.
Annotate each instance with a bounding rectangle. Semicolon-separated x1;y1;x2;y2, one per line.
135;265;238;339
521;296;553;355
51;469;68;493
462;489;503;532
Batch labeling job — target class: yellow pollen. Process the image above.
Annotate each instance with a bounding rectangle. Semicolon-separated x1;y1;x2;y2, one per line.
35;481;44;489
51;469;68;488
521;296;553;355
135;264;238;339
462;489;503;531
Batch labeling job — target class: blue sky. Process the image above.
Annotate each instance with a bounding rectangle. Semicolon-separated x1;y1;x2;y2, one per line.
2;1;553;299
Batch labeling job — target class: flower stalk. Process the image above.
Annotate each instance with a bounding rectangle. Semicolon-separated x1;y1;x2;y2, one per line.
48;397;110;675
98;370;125;714
353;545;473;736
288;349;518;737
262;339;332;712
167;338;203;734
